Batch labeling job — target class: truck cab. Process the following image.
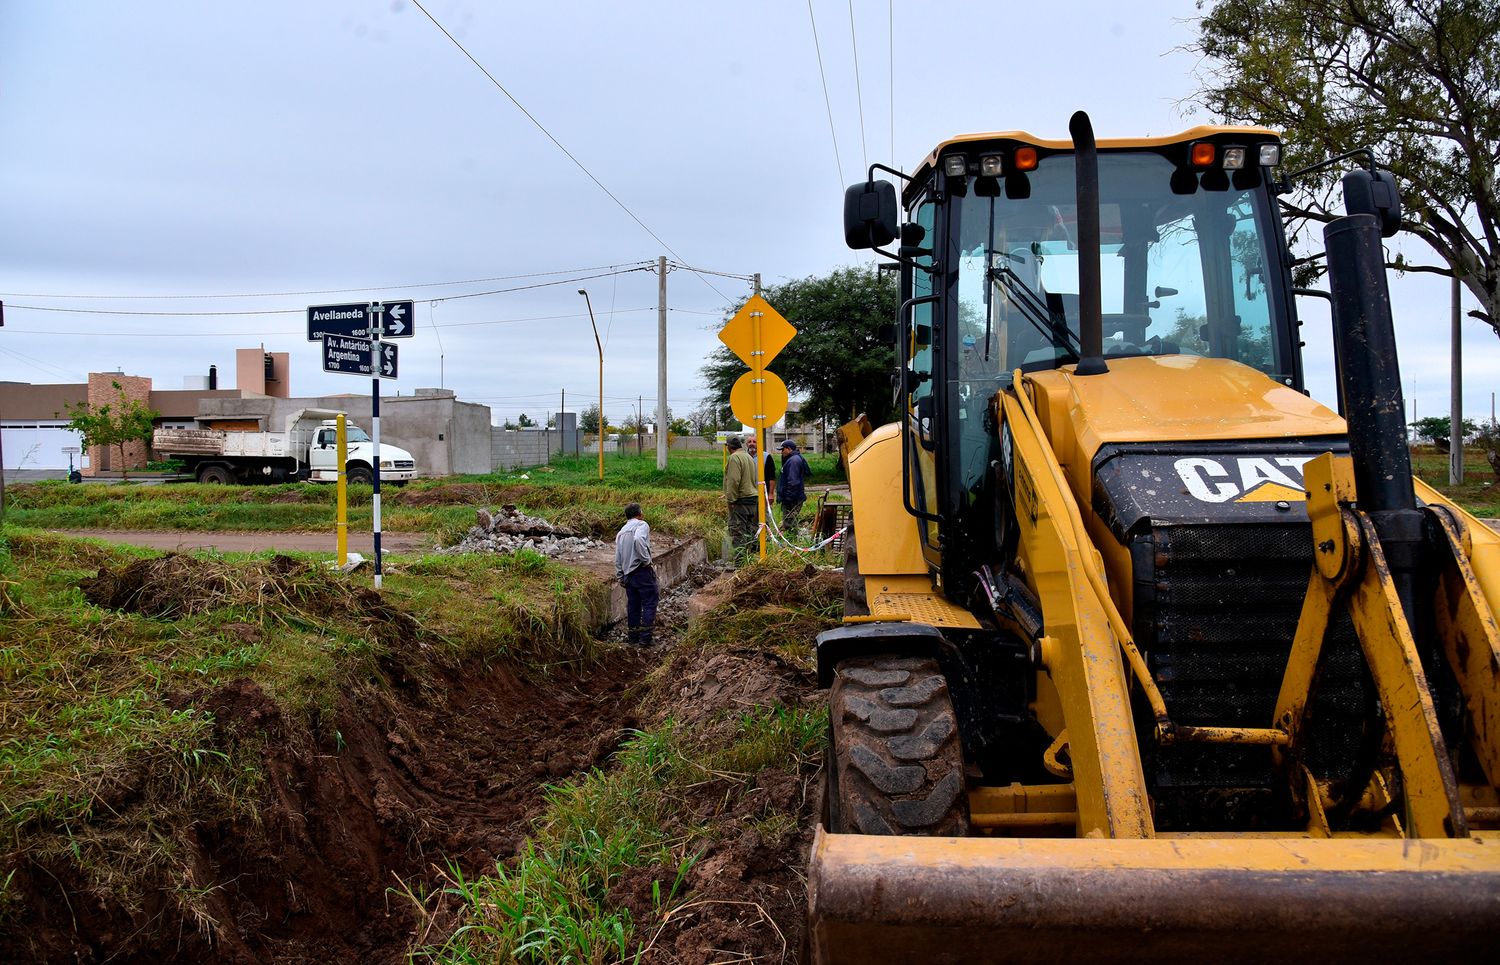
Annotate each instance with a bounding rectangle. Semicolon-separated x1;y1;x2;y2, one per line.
306;420;418;485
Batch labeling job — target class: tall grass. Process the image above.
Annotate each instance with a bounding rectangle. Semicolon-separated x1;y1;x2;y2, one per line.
0;528;616;930
415;708;824;964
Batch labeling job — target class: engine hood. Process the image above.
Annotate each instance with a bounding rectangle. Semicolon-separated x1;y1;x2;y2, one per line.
348;442;416;463
1026;356;1346;467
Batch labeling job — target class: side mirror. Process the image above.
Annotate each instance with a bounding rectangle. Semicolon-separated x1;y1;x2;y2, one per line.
1342;168;1402;238
844;180;899;249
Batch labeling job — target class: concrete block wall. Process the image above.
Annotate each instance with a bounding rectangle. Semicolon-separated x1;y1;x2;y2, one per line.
491;428;578;471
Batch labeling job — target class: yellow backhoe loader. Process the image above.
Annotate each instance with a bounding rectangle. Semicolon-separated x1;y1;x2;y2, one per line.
811;112;1500;961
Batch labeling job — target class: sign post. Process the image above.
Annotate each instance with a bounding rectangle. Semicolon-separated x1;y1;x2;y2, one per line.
719;294;796;560
370;302;384;590
311;298;410;587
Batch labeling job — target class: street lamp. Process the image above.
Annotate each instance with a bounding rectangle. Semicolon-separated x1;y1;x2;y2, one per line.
578;289;604;481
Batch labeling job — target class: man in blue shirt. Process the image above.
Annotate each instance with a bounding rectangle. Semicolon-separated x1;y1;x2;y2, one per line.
777;440;811;537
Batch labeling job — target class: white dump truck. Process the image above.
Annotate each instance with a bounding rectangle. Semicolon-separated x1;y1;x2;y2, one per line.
152;408;419;485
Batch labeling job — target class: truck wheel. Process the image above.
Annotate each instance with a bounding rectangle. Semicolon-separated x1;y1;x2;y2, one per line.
842;526;870;617
347;465;373;485
197;465;234;485
828;655;969;836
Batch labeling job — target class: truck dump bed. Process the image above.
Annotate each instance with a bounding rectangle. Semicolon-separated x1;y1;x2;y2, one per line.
153;427;297;459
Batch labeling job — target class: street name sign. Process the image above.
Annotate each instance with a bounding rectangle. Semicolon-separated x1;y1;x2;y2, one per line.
307;300;415;341
322;335;399;378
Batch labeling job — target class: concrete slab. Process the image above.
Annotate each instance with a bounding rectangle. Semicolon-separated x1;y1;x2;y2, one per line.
567;535;708;626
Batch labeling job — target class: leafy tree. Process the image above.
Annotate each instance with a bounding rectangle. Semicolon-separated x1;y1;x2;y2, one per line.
668;416;695;436
579;404;608;435
501;418;519;430
517;413;536;428
1189;0;1500;335
701;265;899;427
1410;415;1478;446
64;381;159;481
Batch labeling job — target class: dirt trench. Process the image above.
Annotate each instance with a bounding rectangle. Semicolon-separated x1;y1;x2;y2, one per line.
4;556;830;964
6;648;653;964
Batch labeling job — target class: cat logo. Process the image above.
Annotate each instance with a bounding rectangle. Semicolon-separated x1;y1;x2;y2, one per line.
1173;456;1316;504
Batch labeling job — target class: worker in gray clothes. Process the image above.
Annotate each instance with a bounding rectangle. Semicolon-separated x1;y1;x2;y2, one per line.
614;502;658;645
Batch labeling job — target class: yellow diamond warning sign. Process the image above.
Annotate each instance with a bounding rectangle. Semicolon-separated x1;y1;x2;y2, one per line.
718;295;797;370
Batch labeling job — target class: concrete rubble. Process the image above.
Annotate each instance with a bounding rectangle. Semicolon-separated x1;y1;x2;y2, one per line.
437;504;607;558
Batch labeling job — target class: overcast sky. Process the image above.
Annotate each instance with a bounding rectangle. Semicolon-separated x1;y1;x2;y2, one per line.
1;1;1495;427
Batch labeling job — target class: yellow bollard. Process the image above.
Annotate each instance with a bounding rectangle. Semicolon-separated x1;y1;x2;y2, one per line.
336;414;348;565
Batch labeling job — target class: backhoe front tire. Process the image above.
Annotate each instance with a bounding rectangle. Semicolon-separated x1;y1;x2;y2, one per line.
828;655;969;836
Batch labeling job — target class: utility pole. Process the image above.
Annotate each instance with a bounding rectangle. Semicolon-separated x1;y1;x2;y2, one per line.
1450;274;1463;484
657;255;668;470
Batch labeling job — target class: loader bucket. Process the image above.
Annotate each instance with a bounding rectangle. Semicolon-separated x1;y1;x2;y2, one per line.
808;829;1500;963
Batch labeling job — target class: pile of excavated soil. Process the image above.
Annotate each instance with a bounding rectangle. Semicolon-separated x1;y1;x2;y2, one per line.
79;553;418;641
3;647;653;964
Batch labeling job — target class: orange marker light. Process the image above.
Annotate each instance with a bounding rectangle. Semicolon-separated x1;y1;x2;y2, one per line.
1190;142;1216;167
1014;147;1038;171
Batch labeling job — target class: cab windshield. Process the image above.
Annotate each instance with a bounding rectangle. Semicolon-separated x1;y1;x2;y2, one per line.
952;151;1285;394
345;426;372;444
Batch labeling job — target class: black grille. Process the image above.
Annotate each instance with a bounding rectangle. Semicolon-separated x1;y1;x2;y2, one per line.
1133;521;1369;829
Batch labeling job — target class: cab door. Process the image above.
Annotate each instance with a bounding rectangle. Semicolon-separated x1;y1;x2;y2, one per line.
309;427;337;477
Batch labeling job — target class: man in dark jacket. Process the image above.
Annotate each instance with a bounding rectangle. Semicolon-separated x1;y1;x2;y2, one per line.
777;440;811;537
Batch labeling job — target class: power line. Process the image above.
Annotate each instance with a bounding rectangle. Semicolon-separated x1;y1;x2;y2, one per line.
667;260;756;282
848;0;868;174
807;0;845;189
0;308;658;338
409;0;728;301
0;343;86;382
2;268;651;318
0;262;653;301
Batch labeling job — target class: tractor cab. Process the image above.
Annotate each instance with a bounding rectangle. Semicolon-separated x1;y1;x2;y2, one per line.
847;127;1303;586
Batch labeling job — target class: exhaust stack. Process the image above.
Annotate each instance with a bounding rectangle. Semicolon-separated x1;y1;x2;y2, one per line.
1070;111;1108;376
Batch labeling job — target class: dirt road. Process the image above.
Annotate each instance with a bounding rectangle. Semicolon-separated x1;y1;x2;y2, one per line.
48;529;434;554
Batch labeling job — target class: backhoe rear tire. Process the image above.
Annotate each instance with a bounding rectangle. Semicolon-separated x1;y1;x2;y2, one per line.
828;655;969;836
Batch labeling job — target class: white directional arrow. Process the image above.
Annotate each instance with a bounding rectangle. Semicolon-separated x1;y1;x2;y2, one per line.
385;304;407;335
383;344;396;359
383;360;395;375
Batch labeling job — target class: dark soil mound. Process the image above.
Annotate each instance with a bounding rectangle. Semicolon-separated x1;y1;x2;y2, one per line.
2;652;651;964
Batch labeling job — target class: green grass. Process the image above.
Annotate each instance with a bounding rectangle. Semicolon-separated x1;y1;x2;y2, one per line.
3;479;475;534
0;526;611;926
410;553;844;963
413;708;825;964
1410;445;1499;518
479;448;844;491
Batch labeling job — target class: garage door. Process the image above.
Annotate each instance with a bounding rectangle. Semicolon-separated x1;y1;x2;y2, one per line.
2;422;84;470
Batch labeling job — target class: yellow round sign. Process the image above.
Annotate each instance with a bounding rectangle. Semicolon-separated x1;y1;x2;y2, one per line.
730;369;789;429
